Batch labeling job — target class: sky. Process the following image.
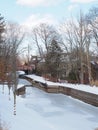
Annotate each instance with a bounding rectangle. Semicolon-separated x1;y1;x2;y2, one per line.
0;0;98;56
0;0;98;27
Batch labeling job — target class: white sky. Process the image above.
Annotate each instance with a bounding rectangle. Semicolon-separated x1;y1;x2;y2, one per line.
0;0;98;55
0;0;98;26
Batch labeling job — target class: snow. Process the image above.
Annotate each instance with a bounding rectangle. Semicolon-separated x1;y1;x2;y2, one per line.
0;78;98;130
26;74;46;84
26;74;98;95
17;79;32;89
17;71;25;75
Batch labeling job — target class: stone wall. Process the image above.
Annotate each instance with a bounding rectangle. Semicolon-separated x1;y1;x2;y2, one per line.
23;76;98;107
48;86;98;106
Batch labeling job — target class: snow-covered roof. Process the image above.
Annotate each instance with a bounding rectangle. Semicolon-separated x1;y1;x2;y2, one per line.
17;71;25;75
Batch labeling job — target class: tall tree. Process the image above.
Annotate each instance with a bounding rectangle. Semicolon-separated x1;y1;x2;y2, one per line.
45;39;62;79
86;7;98;56
83;7;98;85
0;14;5;46
4;22;25;90
60;12;91;84
32;23;60;58
0;14;5;83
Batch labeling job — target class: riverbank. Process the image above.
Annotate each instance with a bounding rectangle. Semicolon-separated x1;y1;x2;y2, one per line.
0;81;98;130
23;74;98;106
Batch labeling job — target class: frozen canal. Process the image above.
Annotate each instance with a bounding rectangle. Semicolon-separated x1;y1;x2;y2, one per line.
0;83;98;130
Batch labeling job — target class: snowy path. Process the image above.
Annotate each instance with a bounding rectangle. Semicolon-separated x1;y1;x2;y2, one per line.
0;79;98;130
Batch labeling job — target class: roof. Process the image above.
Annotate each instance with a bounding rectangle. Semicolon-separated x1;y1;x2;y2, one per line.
91;61;98;69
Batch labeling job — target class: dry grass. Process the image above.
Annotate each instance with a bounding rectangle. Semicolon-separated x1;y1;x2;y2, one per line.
91;80;98;87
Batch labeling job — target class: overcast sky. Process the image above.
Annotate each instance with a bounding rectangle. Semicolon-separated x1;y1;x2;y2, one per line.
0;0;98;26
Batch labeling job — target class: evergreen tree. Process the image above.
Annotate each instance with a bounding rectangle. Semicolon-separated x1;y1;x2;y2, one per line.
0;14;5;56
45;39;62;79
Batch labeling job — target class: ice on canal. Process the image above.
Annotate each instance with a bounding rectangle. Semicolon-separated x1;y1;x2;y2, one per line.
0;84;98;130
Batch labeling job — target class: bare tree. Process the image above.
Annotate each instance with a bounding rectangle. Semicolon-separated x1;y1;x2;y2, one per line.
60;12;91;84
32;23;60;57
32;27;43;57
2;22;25;115
0;14;6;84
86;7;98;56
4;22;25;91
60;20;77;78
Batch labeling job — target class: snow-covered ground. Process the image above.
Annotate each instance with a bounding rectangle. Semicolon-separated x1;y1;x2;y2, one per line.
26;74;98;94
0;79;98;130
